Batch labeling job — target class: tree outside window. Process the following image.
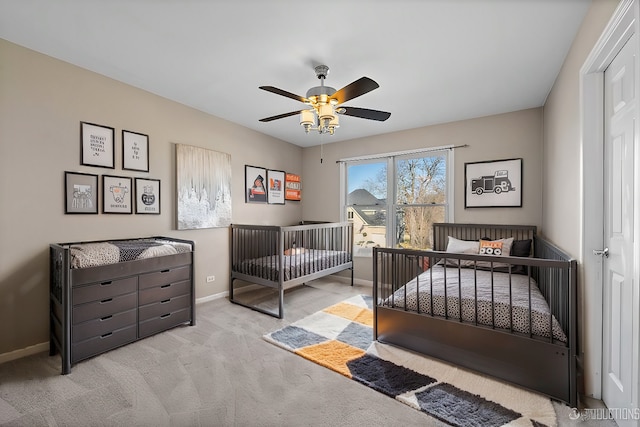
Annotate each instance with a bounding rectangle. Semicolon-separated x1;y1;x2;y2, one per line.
345;150;449;254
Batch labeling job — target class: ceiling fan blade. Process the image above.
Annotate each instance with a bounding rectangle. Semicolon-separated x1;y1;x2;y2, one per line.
259;86;309;104
332;77;380;104
259;110;305;122
339;107;391;122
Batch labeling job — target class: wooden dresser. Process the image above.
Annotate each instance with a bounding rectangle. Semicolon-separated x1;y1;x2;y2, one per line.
49;237;195;374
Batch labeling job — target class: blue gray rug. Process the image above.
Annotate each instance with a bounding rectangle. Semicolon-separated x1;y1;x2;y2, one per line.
264;295;556;427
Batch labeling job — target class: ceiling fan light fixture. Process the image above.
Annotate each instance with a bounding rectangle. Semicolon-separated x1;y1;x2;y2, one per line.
318;104;334;121
300;109;315;133
259;64;390;136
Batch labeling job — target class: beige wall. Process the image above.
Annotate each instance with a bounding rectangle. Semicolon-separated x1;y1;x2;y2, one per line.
302;108;544;280
543;0;620;257
542;0;621;397
0;39;303;355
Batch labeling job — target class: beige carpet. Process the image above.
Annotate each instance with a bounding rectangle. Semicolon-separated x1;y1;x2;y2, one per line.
0;278;615;426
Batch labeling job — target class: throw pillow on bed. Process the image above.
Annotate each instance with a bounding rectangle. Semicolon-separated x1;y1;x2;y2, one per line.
478;237;514;269
442;236;479;267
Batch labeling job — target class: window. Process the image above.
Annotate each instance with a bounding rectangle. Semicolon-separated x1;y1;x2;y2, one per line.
342;148;452;255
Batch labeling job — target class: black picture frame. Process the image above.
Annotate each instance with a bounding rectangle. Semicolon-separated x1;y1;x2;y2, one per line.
65;171;98;214
102;175;132;214
464;158;523;208
122;130;150;172
135;178;161;214
267;169;286;205
245;165;267;203
80;121;115;168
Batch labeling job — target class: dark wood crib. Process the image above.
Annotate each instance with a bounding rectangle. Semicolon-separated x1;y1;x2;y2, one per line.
373;223;578;406
230;221;353;318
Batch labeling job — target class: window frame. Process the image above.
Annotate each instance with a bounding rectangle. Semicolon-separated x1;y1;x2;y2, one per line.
340;146;454;253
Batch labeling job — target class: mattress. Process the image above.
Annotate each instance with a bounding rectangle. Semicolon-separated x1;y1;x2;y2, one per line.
69;239;193;269
234;249;350;282
383;265;567;342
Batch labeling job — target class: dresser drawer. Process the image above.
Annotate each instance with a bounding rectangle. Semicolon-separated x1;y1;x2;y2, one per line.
72;324;137;363
72;308;137;342
139;266;190;290
139;294;191;322
73;292;137;324
138;279;191;305
139;307;191;338
73;277;137;305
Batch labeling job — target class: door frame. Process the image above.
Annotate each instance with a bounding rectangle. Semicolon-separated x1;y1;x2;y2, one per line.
581;0;640;404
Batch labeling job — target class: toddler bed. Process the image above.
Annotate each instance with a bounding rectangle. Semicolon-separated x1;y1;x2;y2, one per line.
373;223;578;406
230;221;353;318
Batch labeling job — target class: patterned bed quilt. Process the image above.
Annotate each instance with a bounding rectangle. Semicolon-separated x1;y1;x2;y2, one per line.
383;265;567;342
234;249;350;282
69;239;193;269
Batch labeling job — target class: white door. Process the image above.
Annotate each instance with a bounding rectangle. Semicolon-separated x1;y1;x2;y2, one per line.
602;33;637;426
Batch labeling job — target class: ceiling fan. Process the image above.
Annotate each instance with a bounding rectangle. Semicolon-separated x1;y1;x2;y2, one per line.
259;65;391;135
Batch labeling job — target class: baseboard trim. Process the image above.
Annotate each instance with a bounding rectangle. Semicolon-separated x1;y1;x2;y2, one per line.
0;342;49;365
196;290;229;305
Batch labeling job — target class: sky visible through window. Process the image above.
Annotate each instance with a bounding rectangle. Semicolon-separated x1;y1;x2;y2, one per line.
347;162;385;198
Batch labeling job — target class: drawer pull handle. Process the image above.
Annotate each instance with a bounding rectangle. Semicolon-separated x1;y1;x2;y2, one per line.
100;315;113;321
100;298;113;304
161;284;171;289
161;269;170;273
161;299;170;304
100;281;112;286
160;313;171;319
101;332;113;338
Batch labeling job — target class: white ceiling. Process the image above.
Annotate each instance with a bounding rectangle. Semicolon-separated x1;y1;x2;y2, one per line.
0;0;590;148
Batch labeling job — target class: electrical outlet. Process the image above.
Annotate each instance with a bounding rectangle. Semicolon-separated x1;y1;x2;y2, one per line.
206;275;215;283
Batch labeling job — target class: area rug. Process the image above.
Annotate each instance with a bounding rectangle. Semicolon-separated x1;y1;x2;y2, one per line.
263;295;557;427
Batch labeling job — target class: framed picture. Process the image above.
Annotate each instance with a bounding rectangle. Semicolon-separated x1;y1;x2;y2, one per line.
176;144;232;229
464;158;523;208
245;165;267;203
80;121;115;168
135;178;161;214
267;169;286;204
65;171;99;214
285;173;301;201
122;130;149;172
102;175;132;214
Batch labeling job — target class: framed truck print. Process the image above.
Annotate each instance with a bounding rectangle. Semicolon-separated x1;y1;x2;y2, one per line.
464;158;522;208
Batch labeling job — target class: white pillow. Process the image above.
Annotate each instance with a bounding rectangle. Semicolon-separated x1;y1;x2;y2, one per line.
443;236;479;267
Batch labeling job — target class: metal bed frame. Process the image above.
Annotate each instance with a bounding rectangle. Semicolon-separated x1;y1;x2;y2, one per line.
230;221;353;318
373;223;578;406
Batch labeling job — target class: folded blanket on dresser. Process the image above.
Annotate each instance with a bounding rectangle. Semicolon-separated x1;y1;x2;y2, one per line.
69;239;192;269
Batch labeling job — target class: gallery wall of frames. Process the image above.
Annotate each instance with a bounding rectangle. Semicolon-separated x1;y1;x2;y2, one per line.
244;165;301;204
64;121;160;215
